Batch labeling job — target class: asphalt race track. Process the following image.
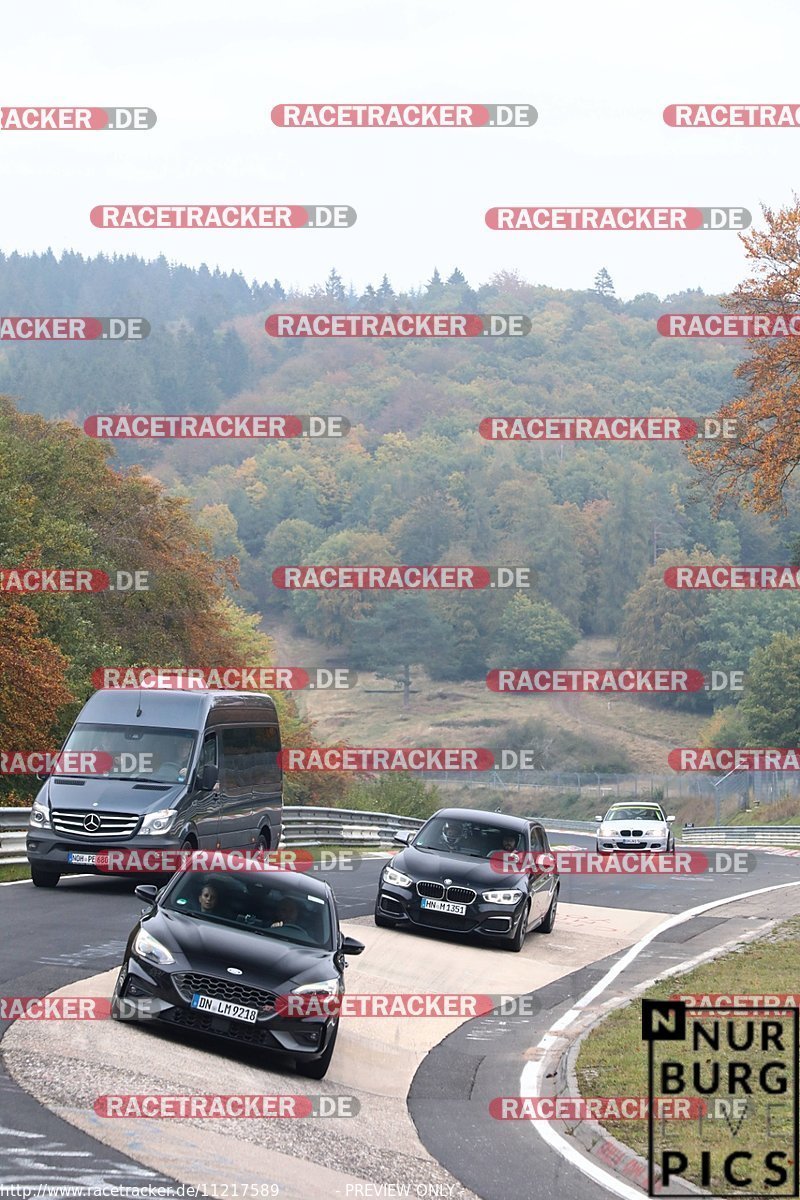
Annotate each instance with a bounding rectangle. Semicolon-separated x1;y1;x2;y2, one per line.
1;833;799;1198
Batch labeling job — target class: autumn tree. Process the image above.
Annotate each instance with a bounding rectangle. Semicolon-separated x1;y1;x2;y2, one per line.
690;197;800;512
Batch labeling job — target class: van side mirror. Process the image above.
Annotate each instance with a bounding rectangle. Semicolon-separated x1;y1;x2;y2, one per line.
199;763;219;791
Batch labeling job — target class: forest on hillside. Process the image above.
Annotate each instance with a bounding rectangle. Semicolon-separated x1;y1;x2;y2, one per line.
3;250;800;760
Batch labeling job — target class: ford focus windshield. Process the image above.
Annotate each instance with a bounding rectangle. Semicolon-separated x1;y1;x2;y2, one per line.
164;873;333;949
58;722;196;784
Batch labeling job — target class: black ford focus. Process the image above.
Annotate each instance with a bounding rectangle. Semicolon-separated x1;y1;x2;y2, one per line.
374;808;559;952
111;860;364;1078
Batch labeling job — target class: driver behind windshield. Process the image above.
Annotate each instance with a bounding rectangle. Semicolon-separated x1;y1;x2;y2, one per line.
269;897;300;928
439;820;467;852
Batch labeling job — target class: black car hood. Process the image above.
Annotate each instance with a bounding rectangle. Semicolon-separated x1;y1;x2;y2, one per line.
45;775;182;812
143;908;336;990
393;843;524;887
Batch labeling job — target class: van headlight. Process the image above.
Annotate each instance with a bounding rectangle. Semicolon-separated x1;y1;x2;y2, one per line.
29;798;51;828
132;926;175;966
481;889;523;905
140;809;177;836
383;864;413;888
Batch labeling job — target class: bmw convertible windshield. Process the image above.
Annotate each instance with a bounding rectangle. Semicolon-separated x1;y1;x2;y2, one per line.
163;871;333;949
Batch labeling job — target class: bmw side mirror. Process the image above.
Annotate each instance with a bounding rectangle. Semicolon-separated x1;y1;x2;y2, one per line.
135;884;158;904
667;815;676;823
199;763;219;791
340;935;365;956
595;815;603;822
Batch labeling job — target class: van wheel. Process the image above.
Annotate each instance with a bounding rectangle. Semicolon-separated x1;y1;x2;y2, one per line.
257;832;270;854
31;866;60;888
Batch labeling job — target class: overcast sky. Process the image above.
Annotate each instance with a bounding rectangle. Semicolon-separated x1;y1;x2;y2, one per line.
2;0;798;299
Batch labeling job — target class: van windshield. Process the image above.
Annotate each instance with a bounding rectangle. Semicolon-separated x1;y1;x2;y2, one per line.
59;722;197;784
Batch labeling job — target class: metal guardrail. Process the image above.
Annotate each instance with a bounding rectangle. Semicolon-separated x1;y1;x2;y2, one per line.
682;826;800;846
0;805;427;866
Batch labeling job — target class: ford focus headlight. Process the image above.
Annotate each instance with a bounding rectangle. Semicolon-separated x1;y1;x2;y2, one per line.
481;889;523;905
383;864;413;887
132;926;175;966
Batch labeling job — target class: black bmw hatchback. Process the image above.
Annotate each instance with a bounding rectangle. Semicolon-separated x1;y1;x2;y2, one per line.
111;860;364;1078
374;808;559;952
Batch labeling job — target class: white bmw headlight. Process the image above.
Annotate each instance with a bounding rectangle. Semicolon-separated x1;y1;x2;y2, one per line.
383;864;413;888
133;926;175;966
644;827;665;837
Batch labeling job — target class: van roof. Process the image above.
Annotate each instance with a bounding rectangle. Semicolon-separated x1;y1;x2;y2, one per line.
75;688;278;728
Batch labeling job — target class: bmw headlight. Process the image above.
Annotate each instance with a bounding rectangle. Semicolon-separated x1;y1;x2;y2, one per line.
140;808;177;836
132;926;175;966
644;828;664;837
481;889;523;905
598;824;613;836
29;798;51;828
383;864;413;888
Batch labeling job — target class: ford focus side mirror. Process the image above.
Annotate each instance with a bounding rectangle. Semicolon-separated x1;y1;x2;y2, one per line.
340;936;365;956
393;830;413;845
135;884;158;903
